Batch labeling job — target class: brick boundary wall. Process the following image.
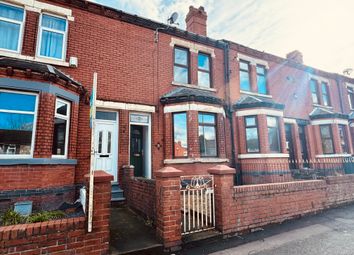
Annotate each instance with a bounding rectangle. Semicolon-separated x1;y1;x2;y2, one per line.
0;171;112;255
210;165;354;235
122;165;156;220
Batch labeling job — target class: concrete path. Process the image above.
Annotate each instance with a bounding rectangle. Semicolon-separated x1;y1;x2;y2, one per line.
110;207;162;254
180;204;354;255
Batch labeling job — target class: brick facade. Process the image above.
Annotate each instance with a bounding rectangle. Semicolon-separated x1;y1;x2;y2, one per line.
0;0;354;229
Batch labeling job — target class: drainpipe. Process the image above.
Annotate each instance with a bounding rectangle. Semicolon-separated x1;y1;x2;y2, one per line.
221;40;237;172
335;74;344;114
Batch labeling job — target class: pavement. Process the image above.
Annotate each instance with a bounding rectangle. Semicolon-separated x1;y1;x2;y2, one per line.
179;203;354;255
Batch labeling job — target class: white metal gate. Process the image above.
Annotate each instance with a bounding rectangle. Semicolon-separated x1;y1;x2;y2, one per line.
180;175;215;235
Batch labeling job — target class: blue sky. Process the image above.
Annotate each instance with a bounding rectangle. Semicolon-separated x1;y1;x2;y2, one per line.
89;0;354;76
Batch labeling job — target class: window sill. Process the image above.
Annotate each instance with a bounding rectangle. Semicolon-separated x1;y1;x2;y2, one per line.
238;153;289;159
164;158;229;164
0;50;70;67
172;81;216;92
315;154;352;158
312;103;333;110
0;158;77;165
240;90;272;98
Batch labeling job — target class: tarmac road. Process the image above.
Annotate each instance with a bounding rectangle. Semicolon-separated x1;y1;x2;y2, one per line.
180;204;354;255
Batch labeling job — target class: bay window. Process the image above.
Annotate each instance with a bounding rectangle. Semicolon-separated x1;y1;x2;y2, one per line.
198;113;217;157
38;14;68;60
245;116;259;153
173;47;189;84
173;112;188;158
52;98;70;157
0;90;37;157
267;116;281;152
239;60;251;91
320;125;334;154
198;53;211;88
0;2;24;52
338;124;349;154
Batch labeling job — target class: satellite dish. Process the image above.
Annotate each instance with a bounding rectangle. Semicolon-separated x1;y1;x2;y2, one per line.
343;68;353;76
168;12;179;25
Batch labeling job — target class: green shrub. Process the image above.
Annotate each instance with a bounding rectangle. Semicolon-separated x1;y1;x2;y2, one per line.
1;210;66;226
1;210;25;226
27;211;66;223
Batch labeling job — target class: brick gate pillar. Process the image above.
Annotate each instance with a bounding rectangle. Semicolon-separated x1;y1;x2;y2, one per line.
84;170;113;254
208;165;236;234
155;167;183;251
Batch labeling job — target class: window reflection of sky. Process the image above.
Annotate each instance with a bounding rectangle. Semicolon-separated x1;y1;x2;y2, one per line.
174;113;187;148
0;92;36;111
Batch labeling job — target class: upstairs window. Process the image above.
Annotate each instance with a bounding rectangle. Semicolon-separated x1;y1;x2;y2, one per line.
0;2;24;52
310;79;320;104
338;124;349;154
245;116;259;153
267;116;281;152
348;87;354;109
256;65;267;94
38;14;68;60
52;98;70;157
0;90;37;157
198;113;217;157
320;125;334;154
239;60;251;91
173;47;189;84
173;112;188;158
321;82;331;106
198;53;211;88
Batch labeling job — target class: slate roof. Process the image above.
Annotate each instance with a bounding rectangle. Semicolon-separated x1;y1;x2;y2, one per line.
233;95;284;110
0;56;82;88
160;87;223;105
309;107;348;120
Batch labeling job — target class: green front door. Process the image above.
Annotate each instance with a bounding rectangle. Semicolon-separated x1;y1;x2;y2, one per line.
130;125;144;177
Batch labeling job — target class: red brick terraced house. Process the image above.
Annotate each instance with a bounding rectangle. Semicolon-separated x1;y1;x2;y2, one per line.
0;0;353;216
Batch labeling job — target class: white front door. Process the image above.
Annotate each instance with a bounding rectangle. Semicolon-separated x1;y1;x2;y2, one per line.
94;120;118;181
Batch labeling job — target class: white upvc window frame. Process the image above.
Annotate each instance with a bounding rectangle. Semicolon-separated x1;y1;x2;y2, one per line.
0;89;38;159
36;12;68;61
52;97;70;159
0;1;26;54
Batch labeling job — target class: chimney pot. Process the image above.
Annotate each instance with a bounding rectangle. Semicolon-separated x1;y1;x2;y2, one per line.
286;50;303;64
185;6;207;36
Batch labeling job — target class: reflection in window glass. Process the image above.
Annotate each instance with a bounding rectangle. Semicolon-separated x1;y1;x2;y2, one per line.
174;47;189;84
245;116;259;153
198;113;217;157
198;53;211;88
0;91;37;156
310;79;319;104
98;131;103;153
107;131;111;154
173;112;188;158
321;82;331;106
320;125;334;154
338;125;348;154
239;61;250;91
267;116;280;152
257;65;267;94
39;14;67;60
0;3;24;52
52;99;70;156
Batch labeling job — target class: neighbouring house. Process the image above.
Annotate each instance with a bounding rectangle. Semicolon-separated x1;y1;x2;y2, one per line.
0;0;353;219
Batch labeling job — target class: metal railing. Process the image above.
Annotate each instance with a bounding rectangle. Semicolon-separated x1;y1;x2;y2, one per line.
180;175;215;235
236;157;354;181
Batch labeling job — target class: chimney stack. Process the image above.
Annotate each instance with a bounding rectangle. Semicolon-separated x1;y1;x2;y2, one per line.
185;6;207;36
286;50;303;64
